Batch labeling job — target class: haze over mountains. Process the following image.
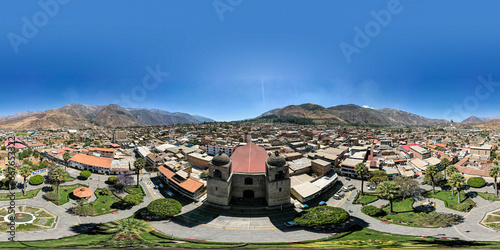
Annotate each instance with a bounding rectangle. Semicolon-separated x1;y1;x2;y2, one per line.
257;103;449;126
0;104;215;130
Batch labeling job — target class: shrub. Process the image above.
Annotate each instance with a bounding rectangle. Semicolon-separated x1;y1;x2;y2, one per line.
80;170;92;179
361;205;386;217
72;204;95;216
147;198;182;218
467;177;486;188
29;175;45;185
414;212;460;227
123;194;144;206
456;202;472;212
99;188;113;196
294;206;350;227
44;191;60;201
108;176;117;184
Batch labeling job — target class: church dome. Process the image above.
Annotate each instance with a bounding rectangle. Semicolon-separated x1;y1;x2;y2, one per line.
267;151;286;167
212;151;230;166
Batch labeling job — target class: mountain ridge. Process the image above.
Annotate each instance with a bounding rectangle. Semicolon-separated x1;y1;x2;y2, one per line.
0;104;215;130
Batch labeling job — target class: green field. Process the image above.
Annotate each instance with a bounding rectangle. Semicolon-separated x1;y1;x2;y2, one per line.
49;184;87;205
353;193;378;204
0;226;498;248
423;190;476;211
126;186;146;196
477;192;500;201
0;189;41;201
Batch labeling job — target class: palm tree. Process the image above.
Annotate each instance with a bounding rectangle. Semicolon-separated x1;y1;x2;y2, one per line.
19;165;32;195
134;158;146;187
489;165;500;198
440;158;451;179
450;173;465;204
49;167;67;195
4;165;18;191
446;165;458;179
62;152;71;169
426;165;439;194
354;163;369;195
100;218;153;235
376;181;400;214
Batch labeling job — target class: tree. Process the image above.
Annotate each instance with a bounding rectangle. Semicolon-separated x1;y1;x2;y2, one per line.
446;165;459;179
489;165;500;198
448;173;465;204
80;170;92;180
376;181;400;214
100;218;153;235
369;170;388;186
49;167;68;195
147;198;182;218
29;175;45;185
394;176;420;199
19;164;32;195
440;158;451;179
426;165;439;194
114;174;134;192
4;165;18;191
63;152;71;168
294;206;350;227
467;177;486;188
133;158;146;187
354;163;369;195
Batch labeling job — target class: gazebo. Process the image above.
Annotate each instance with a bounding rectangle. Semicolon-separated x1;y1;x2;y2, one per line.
73;187;93;199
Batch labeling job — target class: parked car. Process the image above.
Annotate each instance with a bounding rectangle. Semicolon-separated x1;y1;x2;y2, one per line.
166;191;174;197
284;221;297;227
333;194;344;200
367;186;375;191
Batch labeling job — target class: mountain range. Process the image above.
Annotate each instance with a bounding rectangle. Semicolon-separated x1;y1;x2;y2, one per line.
256;104;448;126
0;104;215;130
461;116;500;124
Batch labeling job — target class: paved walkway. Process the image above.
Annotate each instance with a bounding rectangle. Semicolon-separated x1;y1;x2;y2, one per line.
1;172;500;243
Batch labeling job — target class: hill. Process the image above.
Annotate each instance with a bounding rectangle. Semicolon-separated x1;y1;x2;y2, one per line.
257;104;447;126
0;104;215;130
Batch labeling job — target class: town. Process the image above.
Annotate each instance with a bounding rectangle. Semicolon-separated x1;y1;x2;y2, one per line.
1;120;499;248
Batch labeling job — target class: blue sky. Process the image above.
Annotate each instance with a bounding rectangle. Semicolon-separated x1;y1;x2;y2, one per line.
2;0;500;122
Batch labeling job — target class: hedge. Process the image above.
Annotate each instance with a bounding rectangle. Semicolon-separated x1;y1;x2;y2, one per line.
467;177;486;188
294;206;350;227
80;170;92;179
361;205;386;217
29;175;45;185
147;198;182;218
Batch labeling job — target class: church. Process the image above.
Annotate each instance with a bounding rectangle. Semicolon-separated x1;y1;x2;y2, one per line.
206;142;291;207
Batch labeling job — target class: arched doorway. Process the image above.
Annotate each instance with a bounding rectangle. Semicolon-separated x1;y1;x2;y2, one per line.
243;190;254;198
213;170;222;179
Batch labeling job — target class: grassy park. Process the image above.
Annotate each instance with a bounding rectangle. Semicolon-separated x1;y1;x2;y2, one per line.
423;190;476;211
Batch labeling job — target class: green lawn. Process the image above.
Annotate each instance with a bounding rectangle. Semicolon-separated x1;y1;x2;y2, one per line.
353;193;378;204
0;189;41;201
423;190;476;211
384;198;414;213
89;189;121;216
49;184;87;205
126;186;146;196
477;192;500;201
0;226;498;249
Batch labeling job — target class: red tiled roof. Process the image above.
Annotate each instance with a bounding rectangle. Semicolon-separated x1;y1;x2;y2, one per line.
69;154;113;169
158;166;203;193
231;142;269;173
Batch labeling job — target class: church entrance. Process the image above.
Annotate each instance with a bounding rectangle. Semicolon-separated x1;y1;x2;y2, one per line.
243;190;254;198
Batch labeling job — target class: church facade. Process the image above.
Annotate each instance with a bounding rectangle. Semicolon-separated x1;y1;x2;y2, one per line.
206;142;291;207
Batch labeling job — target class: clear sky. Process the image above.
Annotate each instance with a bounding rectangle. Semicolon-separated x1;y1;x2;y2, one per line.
2;0;500;122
